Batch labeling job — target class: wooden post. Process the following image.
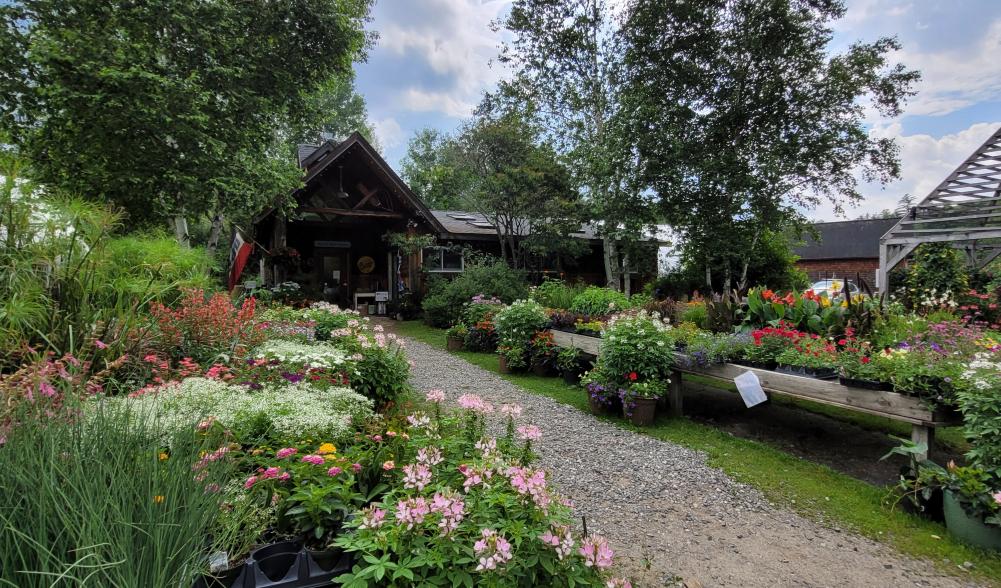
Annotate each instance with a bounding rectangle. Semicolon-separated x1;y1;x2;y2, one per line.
910;424;934;471
668;369;683;418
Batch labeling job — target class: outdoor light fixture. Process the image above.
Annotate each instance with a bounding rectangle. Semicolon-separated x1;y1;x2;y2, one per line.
335;166;349;199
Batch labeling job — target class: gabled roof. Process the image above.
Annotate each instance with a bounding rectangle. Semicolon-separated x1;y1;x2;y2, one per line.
794;218;899;260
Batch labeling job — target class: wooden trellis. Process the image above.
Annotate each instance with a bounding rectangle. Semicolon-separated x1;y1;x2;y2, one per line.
878;126;1001;292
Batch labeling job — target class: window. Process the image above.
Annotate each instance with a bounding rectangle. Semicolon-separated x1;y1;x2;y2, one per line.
423;247;464;273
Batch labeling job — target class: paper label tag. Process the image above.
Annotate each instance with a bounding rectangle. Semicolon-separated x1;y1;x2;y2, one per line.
208;551;229;573
734;370;768;408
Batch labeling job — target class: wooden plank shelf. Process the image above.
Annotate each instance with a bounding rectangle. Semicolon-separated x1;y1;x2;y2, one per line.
547;329;960;462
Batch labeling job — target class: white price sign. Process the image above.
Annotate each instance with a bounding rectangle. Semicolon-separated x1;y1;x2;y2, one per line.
734;370;768;408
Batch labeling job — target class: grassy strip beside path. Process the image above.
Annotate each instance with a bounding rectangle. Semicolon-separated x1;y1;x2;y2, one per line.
393;320;1001;584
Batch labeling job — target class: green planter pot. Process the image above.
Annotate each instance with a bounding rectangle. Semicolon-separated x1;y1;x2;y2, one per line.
943;490;1001;550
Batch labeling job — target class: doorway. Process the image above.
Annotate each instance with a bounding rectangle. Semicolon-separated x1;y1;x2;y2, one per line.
317;250;350;307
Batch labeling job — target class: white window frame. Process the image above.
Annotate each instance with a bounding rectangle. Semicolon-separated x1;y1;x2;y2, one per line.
422;247;464;273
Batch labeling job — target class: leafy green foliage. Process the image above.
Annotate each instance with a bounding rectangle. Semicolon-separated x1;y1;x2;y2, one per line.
569;286;629;316
530;278;586;310
596;311;674;385
422;263;528;328
494;299;549;349
620;0;918;292
903;243;970;310
0;0;373;230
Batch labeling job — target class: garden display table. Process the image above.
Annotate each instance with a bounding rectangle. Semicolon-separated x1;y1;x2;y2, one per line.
546;330;959;462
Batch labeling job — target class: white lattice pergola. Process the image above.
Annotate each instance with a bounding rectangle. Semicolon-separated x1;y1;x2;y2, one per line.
878;126;1001;292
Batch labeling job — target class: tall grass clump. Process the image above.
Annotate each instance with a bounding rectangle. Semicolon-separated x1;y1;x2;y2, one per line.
0;154;213;367
0;404;232;587
530;278;587;310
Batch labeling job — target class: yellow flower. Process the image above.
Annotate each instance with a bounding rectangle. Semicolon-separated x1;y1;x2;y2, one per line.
324;454;338;462
820;297;831;308
317;443;337;455
158;452;168;461
840;300;848;308
153;495;165;504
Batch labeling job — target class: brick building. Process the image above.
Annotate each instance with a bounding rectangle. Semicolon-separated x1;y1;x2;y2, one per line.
793;218;899;289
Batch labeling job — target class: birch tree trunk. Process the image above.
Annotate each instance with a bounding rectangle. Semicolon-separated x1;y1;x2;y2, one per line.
172;216;190;247
206;212;225;256
622;252;631;296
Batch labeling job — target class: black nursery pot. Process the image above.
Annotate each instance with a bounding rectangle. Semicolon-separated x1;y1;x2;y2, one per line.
253;541;301;582
838;375;893;391
562;370;582;386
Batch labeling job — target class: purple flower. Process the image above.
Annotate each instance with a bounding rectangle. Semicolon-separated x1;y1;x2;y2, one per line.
241;381;263;390
281;372;304;384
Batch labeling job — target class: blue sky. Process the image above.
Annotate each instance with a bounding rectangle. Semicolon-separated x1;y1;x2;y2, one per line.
356;0;1001;221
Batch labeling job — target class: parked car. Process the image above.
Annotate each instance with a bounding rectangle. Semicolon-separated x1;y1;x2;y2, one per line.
809;279;861;299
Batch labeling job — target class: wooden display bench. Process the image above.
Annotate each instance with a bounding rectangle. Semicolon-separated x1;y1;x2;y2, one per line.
547;329;959;462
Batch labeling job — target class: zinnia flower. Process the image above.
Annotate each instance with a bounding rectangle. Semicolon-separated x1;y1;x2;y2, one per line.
301;454;325;465
382;460;395;471
276;447;298;459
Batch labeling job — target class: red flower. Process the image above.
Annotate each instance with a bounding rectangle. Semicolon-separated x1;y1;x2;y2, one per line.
861;356;871;364
628;372;638;381
761;289;775;301
783;293;796;305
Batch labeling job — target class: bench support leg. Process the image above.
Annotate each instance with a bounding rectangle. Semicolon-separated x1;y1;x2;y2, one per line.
668;369;683;418
910;424;933;471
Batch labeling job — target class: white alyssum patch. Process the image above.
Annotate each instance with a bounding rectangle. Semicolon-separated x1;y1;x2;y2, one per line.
254;339;348;369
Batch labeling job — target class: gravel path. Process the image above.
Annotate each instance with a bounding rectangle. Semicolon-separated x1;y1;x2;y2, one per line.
394;331;983;588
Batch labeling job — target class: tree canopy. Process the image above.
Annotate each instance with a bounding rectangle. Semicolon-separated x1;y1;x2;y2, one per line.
0;0;374;238
619;0;919;291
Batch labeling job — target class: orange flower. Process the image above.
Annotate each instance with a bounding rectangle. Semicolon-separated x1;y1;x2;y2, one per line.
782;293;796;305
761;289;775;301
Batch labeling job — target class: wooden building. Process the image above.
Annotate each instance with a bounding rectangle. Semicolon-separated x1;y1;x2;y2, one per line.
252;133;630;311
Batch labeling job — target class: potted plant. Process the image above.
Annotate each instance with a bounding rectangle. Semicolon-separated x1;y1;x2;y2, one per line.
774;335;838;379
529;331;557;377
620;379;665;427
556;346;584;386
836;335;892;390
445;324;468;352
574;319;604;337
498;345;527;374
583;380;617;415
736;325;802;370
918;462;1001;550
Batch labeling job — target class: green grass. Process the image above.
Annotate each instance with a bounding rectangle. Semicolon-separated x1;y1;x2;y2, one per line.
394;320;1001;583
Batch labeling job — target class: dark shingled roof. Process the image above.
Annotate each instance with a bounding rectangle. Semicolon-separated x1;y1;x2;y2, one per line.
794;218;899;260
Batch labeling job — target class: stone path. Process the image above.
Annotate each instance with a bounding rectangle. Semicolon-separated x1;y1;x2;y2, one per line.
394;330;982;587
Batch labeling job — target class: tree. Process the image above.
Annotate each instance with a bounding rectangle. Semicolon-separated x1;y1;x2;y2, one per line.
400;128;472;210
492;0;655;292
455;112;587;270
620;0;919;293
292;74;378;148
0;0;374;248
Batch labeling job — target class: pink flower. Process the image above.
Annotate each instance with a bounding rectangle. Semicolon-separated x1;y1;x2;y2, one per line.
994;491;1001;505
94;340;108;350
539;524;575;560
402;463;432;491
382;460;395;471
499;403;523;418
301;454;325;465
327;466;343;477
276;447;298;459
516;425;542;441
430;491;465;536
38;381;57;398
372;434;383;443
416;446;443;466
359;506;386;529
579;535;614;569
396;497;430;529
606;579;632;588
457;393;493;414
474;528;513;571
352;463;362;473
425;389;446;403
244;475;258;489
458;463;492;492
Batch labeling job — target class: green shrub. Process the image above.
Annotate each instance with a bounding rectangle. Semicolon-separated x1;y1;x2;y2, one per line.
422;263;528;327
569;286;628;316
102;234;214;303
904;243;970;310
494;299;549;349
680;301;708;328
598;311;674;384
530;278;584;310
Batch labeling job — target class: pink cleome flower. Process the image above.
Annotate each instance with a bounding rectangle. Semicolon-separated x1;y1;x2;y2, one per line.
579;534;614;569
474;528;513;571
430;491;465;536
396;497;430;529
425;389;446;403
457;393;493;414
359;506;386;529
516;425;542;441
402;463;433;491
499;403;523;418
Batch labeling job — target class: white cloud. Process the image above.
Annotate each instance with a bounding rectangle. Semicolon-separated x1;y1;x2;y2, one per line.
373;117;404;148
811;121;1001;220
891;19;1001;117
375;0;511;118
